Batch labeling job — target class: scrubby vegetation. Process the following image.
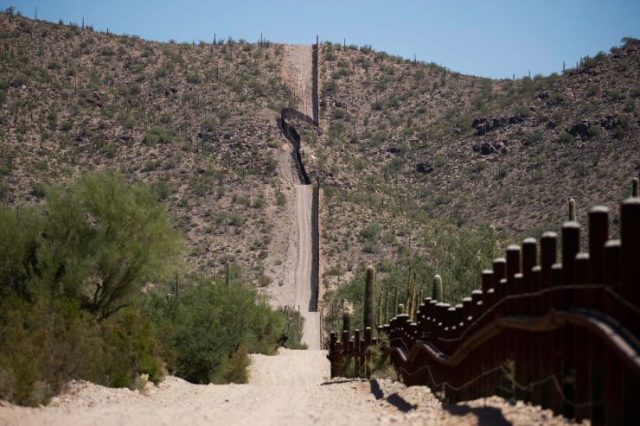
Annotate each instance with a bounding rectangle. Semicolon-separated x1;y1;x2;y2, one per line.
323;220;498;333
312;38;640;289
0;172;302;406
0;11;294;281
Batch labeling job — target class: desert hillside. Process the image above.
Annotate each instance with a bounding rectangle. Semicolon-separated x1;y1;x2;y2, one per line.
0;13;303;283
1;12;639;294
308;39;639;294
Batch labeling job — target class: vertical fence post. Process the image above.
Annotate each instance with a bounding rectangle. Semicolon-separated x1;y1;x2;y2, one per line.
540;232;557;410
561;217;581;419
364;326;372;379
461;296;473;400
530;265;543;406
522;237;537;403
620;197;640;423
329;332;338;377
588;206;609;424
604;239;622;426
505;246;522;400
353;329;361;377
468;289;483;396
491;259;506;396
573;252;591;422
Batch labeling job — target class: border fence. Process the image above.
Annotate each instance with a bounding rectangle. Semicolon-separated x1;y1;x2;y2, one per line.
327;179;640;425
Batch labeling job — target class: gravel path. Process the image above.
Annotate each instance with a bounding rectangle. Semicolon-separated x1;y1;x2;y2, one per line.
282;45;314;118
268;44;320;349
0;349;581;426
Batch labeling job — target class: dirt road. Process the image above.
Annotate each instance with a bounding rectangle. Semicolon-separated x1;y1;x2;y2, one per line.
0;349;576;426
268;44;320;348
282;45;314;118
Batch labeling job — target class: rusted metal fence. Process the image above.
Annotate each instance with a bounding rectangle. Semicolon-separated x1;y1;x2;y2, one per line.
327;188;640;425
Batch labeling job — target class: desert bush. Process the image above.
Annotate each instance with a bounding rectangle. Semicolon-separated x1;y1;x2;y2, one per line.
556;130;574;144
37;171;184;318
0;171;301;404
143;275;286;384
0;171;184;404
526;130;544;145
143;127;172;145
0;296;164;406
325;221;497;332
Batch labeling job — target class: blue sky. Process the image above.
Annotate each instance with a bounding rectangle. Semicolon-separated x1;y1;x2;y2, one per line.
4;0;640;79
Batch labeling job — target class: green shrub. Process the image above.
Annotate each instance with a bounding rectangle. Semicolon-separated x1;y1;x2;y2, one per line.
0;296;164;406
556;131;574;144
144;276;286;384
587;125;603;139
360;222;381;242
144;127;172;145
526;130;544;145
325;221;497;332
186;72;202;84
39;171;184;318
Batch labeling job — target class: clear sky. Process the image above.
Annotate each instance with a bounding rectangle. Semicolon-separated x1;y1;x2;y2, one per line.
4;0;640;79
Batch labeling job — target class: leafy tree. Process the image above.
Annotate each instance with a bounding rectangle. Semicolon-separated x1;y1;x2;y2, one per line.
0;206;44;299
0;171;184;319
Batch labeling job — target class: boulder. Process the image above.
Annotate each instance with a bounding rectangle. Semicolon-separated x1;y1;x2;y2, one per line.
415;163;433;174
600;115;620;130
472;117;507;135
386;146;401;155
473;141;507;155
567;121;591;139
508;114;526;124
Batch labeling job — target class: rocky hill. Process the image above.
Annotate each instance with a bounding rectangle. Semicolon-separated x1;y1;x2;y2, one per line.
0;12;296;283
308;39;640;289
1;11;638;296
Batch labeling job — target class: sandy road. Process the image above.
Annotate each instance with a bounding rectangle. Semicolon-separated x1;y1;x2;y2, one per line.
267;183;319;348
282;45;314;118
0;350;361;426
294;185;320;348
0;349;576;426
269;44;320;348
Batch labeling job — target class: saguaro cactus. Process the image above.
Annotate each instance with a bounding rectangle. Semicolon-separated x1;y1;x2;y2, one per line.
342;311;351;334
569;198;576;221
364;265;375;330
432;274;443;302
397;303;405;315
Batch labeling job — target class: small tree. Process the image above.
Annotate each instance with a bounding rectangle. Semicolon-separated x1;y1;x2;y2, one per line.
25;171;184;318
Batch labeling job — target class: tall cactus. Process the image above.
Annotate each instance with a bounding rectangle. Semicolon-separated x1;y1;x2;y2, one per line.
569;198;576;221
376;286;384;327
405;271;413;319
393;287;398;316
633;177;639;197
342;311;351;334
410;272;418;320
432;274;443;302
363;265;375;330
383;287;389;324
